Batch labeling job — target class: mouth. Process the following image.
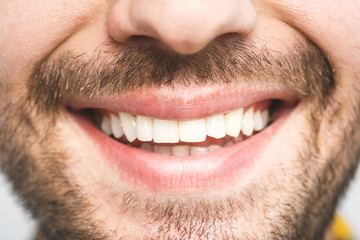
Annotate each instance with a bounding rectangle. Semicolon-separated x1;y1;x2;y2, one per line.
98;100;271;155
67;85;298;191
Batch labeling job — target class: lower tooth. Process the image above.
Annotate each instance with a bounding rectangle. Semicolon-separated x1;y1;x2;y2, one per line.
208;145;222;152
190;146;208;155
141;143;154;152
171;145;190;157
154;146;172;155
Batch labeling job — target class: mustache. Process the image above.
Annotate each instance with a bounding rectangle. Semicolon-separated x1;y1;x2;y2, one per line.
28;38;334;113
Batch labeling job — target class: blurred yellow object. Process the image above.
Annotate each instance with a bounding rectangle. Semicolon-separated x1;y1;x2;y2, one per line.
333;214;353;240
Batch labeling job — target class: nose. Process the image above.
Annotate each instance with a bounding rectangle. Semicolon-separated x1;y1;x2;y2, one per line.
107;0;257;54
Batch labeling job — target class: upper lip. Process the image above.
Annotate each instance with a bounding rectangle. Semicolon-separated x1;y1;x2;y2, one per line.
66;84;299;119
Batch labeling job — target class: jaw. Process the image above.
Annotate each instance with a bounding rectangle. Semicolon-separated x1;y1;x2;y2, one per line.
55;92;310;239
5;68;356;239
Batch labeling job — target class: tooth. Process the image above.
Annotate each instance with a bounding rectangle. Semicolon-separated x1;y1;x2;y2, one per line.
171;145;190;157
136;116;153;141
190;146;208;156
179;119;206;142
233;135;243;142
119;112;137;142
224;108;243;137
261;109;269;128
110;114;124;138
224;141;234;147
253;111;263;131
154;146;171;155
242;108;254;136
208;145;222;152
101;116;112;135
153;119;179;143
206;114;226;139
141;143;154;152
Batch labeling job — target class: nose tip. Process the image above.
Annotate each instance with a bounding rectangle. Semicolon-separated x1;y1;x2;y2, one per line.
107;0;257;55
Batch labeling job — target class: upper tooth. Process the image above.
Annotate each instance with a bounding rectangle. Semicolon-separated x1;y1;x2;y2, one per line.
179;119;206;142
261;110;269;128
102;106;269;143
110;114;124;138
224;108;243;137
254;109;269;131
206;114;226;139
253;111;263;131
136;115;153;141
101;116;112;135
119;112;137;142
242;108;254;136
153;119;179;143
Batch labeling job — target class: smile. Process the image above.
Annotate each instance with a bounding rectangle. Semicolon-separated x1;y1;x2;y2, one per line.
68;85;298;191
99;102;270;156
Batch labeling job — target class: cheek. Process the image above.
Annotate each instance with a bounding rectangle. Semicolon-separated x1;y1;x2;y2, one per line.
267;0;360;76
0;0;102;81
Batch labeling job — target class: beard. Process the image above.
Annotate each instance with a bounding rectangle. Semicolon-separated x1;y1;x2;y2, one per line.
0;36;359;240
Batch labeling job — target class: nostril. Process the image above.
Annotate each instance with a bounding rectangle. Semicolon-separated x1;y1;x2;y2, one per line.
107;0;257;55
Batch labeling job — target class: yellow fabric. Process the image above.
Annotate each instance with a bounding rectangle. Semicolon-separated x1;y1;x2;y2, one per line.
333;214;353;240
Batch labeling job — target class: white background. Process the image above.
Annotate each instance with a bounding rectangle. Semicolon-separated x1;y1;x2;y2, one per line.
0;168;359;240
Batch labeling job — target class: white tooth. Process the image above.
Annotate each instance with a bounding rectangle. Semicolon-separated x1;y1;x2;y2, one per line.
179;119;206;142
110;114;124;138
136;116;153;141
154;146;171;155
224;108;243;137
224;141;234;147
119;112;137;142
242;108;254;136
253;111;263;131
205;114;226;139
261;109;269;128
190;146;208;156
153;119;179;143
208;145;222;152
101;116;112;135
171;145;190;157
233;135;243;142
141;143;154;152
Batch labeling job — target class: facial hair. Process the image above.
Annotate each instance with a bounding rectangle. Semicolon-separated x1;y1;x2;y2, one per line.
0;37;359;240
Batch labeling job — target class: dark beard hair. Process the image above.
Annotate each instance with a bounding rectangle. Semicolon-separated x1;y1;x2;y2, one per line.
1;36;359;240
28;37;333;115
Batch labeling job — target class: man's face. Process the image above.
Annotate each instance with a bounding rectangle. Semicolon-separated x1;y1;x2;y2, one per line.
0;0;359;239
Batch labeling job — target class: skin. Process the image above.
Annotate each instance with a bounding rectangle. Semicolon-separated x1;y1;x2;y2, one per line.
0;0;360;239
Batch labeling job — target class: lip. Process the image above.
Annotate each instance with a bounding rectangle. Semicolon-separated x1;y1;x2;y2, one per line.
67;84;297;191
67;84;298;120
71;107;291;191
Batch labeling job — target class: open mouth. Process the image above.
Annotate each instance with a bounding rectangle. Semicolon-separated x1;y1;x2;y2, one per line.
67;86;298;190
97;101;271;157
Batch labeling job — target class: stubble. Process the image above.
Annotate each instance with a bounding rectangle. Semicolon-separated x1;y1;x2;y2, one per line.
0;37;359;240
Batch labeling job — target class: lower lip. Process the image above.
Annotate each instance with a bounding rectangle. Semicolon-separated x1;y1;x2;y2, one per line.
71;109;290;191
